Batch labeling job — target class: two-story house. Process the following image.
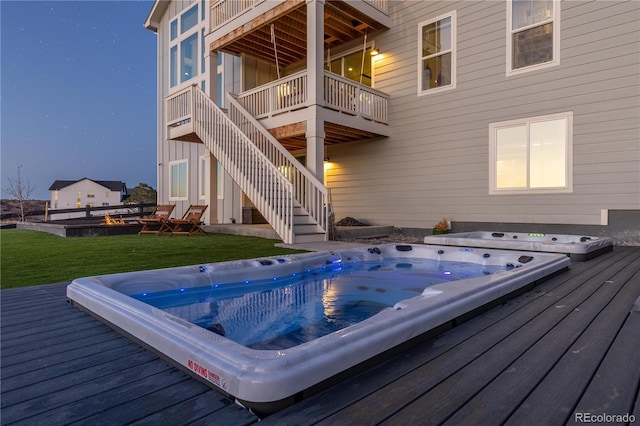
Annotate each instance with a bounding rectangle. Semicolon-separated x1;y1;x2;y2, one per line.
144;0;639;244
49;178;128;210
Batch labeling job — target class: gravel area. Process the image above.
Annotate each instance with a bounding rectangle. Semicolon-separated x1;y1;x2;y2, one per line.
339;232;424;245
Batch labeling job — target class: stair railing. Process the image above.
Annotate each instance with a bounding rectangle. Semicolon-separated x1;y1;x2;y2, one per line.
226;92;329;237
187;85;295;244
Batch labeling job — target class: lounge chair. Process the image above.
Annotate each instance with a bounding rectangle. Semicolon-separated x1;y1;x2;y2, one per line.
167;205;208;236
136;204;175;235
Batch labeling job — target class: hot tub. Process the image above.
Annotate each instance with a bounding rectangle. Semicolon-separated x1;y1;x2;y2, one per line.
67;244;569;415
424;232;613;261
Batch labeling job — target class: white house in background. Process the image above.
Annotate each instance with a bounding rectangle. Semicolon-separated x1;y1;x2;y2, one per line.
144;0;640;244
48;178;127;209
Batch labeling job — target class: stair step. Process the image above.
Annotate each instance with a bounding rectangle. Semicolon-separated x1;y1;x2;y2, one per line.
294;223;322;233
294;232;327;244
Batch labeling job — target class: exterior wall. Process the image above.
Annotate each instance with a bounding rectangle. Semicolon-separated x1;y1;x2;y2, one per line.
327;0;640;229
154;0;244;224
155;0;210;222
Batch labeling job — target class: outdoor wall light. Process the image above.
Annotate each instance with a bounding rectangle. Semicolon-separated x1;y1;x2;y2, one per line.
370;48;380;56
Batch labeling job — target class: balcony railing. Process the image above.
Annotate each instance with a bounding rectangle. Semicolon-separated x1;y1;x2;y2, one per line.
210;0;388;31
236;70;389;124
210;0;261;30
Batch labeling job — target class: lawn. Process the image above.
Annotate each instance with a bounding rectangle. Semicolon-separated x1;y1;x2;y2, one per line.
0;229;305;289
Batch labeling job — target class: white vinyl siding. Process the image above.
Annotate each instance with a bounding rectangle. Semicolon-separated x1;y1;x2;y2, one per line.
489;112;573;194
326;0;638;227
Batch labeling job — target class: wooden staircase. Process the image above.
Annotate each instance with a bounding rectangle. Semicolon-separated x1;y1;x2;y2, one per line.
166;85;328;244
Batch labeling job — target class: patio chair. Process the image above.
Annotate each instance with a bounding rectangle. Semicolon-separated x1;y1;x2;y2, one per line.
136;204;175;235
167;205;208;236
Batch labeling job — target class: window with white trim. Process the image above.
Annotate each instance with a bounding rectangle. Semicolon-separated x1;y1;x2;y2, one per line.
170;160;188;200
198;155;207;199
169;4;202;88
489;112;573;194
507;0;560;75
325;46;375;87
418;11;456;95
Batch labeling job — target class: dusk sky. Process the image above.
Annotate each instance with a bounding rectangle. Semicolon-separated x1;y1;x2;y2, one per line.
1;0;157;200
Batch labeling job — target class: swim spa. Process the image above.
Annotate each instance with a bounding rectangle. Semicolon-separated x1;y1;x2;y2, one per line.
67;244;570;415
424;232;613;261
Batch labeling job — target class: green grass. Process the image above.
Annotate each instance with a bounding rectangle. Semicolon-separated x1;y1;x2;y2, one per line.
0;229;305;289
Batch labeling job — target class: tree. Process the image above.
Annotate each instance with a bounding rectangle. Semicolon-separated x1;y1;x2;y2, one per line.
124;183;157;204
3;165;36;222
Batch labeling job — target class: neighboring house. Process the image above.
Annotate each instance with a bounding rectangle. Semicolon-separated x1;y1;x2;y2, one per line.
48;178;127;209
144;0;639;244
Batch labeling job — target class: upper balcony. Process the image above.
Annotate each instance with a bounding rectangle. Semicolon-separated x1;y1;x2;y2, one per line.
166;70;390;148
235;69;390;149
208;0;390;68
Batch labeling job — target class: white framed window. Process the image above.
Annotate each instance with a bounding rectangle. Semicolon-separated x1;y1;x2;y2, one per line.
418;11;456;96
325;45;376;87
170;160;188;200
169;4;201;88
198;155;207;200
217;163;224;200
489;112;573;194
507;0;560;76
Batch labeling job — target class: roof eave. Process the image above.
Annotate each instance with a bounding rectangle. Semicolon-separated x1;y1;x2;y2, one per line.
144;0;170;32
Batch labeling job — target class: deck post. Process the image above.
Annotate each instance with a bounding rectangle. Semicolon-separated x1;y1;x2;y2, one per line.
306;0;325;183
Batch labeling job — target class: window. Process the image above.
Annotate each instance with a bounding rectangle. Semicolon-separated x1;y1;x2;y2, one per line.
87;192;95;198
489;112;573;194
199;155;207;199
170;160;188;199
170;20;177;41
170;46;178;87
507;0;560;75
180;33;198;83
169;4;201;88
325;47;374;87
217;163;224;200
418;11;456;95
180;5;198;34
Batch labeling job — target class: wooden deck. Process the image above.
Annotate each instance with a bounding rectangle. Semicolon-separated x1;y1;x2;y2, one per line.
2;247;639;425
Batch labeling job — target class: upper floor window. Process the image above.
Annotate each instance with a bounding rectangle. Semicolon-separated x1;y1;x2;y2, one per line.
507;0;560;75
180;5;198;34
418;11;456;95
169;4;201;88
489;112;573;194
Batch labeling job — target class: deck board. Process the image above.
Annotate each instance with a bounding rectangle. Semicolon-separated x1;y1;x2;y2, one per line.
572;290;640;420
1;247;639;425
452;251;640;425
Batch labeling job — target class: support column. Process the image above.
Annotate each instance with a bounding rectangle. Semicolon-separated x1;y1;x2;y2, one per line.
205;50;219;223
306;0;325;183
306;114;325;184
